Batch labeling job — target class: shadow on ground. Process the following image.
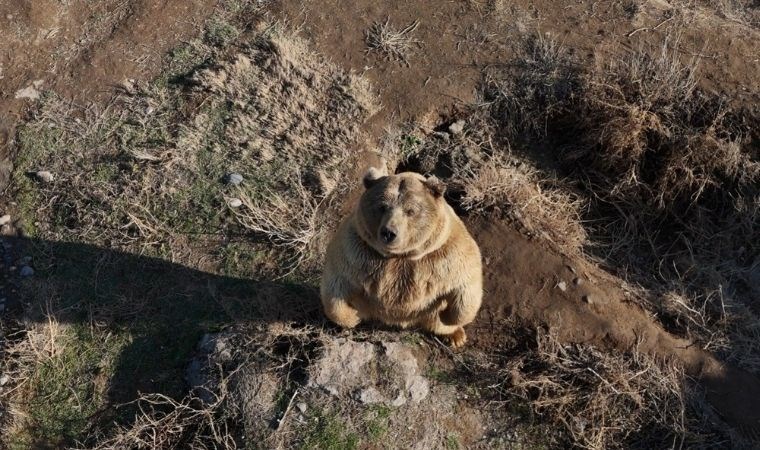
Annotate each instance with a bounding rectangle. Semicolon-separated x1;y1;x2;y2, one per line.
4;236;322;446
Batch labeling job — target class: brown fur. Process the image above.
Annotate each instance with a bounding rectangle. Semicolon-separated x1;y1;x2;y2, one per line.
320;169;483;347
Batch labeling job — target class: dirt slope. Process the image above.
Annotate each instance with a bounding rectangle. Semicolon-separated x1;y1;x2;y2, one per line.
0;0;216;179
468;217;760;439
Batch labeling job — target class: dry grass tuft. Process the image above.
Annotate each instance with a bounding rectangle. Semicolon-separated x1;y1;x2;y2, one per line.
89;388;236;449
365;18;422;66
494;329;733;449
459;157;587;251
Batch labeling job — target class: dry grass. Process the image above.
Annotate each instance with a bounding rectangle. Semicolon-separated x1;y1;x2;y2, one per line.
88;391;237;450
459;156;587;251
381;112;587;254
365;18;422;66
483;31;760;377
490;329;735;449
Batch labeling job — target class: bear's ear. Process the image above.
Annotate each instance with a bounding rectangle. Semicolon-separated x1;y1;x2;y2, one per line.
363;166;386;189
424;176;446;198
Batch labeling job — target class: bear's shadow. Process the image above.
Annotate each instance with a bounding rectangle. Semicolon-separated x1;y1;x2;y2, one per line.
10;236;322;437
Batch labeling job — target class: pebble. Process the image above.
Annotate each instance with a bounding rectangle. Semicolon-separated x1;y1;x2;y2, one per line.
19;266;34;277
573;277;583;286
582;294;593;304
556;281;567;292
0;374;9;386
226;198;243;208
296;402;307;414
35;171;54;183
448;119;465;135
225;173;244;185
0;215;10;226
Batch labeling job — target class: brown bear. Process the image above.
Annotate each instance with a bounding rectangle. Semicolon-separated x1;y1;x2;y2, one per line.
320;167;483;347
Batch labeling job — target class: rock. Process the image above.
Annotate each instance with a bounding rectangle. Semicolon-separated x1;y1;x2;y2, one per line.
432;131;450;141
225;172;244;185
448;119;465;135
556;281;567;292
582;294;593;304
296;402;308;414
309;339;376;396
0;374;9;386
358;387;386;404
309;339;430;405
14;80;44;100
35;171;54;183
407;375;430;404
573;277;583;286
227;197;243;208
19;266;34;277
0;215;10;226
391;393;407;407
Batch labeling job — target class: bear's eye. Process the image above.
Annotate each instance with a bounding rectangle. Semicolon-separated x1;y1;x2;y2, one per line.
377;204;388;214
405;208;416;217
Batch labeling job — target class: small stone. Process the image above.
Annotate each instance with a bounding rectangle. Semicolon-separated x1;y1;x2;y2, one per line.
582;295;593;304
35;171;54;183
15;80;44;100
556;281;567;292
565;265;577;274
227;198;243;208
225;172;244;185
573;277;583;286
358;387;385;404
0;374;9;386
19;266;34;277
448;119;465;135
391;393;407;407
432;131;450;141
0;215;10;226
296;402;307;414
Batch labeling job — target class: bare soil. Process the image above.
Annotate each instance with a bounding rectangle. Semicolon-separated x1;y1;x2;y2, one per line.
0;0;216;173
274;0;760;137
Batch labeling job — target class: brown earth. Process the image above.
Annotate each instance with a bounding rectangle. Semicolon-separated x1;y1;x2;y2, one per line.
274;0;760;139
0;0;217;185
466;216;760;439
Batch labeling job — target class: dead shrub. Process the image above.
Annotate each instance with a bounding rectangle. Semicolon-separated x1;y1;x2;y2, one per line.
495;330;734;449
459;157;587;251
364;18;422;65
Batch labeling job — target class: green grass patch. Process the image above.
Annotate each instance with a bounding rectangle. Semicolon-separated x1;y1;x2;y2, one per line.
302;411;360;450
7;325;129;448
364;404;391;441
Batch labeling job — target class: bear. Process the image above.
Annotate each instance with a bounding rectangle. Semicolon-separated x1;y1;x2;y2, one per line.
320;167;483;347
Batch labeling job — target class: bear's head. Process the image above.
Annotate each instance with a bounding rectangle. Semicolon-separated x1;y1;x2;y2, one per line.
355;168;448;257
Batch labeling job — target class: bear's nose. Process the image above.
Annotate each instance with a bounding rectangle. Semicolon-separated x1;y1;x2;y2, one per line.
380;227;397;244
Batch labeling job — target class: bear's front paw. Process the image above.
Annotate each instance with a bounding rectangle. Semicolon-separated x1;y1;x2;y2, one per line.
447;327;467;348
